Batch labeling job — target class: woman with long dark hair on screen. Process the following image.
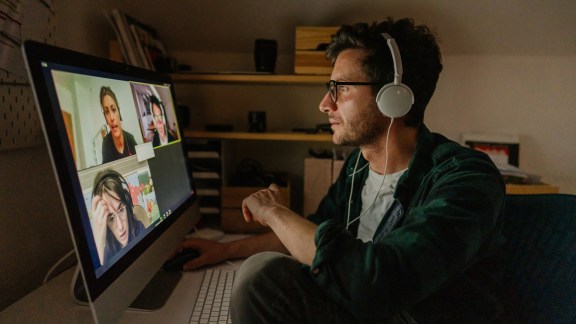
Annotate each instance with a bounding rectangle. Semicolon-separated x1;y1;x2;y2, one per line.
90;169;145;266
100;86;138;163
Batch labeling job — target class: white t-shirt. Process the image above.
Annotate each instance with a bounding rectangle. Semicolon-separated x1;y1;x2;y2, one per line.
357;168;406;242
159;131;169;145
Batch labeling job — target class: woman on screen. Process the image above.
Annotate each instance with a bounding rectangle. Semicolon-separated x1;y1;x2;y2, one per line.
90;169;145;266
149;94;176;147
100;86;137;163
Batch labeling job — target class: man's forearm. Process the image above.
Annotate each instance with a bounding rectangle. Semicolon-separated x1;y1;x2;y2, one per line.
222;231;289;260
266;206;317;266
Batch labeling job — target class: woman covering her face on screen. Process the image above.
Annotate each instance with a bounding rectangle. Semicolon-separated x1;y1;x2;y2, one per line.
90;169;145;266
100;86;137;163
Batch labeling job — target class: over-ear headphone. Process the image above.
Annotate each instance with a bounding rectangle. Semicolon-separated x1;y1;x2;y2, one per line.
375;33;414;118
93;169;133;211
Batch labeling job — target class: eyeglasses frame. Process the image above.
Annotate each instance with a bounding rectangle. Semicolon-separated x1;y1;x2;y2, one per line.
107;204;128;229
325;80;384;104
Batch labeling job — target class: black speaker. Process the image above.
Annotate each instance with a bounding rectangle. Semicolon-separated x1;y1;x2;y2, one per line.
248;111;266;132
254;39;277;73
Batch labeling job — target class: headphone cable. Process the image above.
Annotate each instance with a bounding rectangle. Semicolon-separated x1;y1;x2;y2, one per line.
346;118;394;230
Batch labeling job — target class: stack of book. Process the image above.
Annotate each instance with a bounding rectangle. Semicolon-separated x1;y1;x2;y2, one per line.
108;9;167;71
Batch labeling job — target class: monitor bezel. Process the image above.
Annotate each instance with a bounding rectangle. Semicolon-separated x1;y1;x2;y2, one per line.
22;40;197;302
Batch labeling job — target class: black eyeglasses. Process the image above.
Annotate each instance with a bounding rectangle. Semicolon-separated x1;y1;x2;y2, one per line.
325;80;383;104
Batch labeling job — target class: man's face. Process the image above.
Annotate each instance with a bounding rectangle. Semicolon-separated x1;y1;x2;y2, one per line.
319;49;387;147
101;95;122;139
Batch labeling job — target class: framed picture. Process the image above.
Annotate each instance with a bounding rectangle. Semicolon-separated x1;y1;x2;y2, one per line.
462;133;519;167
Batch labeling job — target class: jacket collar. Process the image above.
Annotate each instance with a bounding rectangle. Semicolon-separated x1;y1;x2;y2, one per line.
394;124;436;207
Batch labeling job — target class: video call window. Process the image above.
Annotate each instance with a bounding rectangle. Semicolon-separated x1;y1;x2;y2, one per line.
51;69;183;275
131;83;180;148
81;165;158;270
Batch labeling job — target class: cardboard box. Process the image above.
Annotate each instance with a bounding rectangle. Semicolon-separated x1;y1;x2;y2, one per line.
220;184;290;233
303;158;346;216
332;159;345;183
303;158;333;216
295;26;338;75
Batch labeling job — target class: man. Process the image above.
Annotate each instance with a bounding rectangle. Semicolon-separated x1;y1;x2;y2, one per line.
182;17;505;323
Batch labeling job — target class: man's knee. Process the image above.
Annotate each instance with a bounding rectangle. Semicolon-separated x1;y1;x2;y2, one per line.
238;252;287;276
233;252;288;296
231;252;294;322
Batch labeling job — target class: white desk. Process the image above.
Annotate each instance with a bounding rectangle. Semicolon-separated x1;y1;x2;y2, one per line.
1;232;247;323
0;261;241;323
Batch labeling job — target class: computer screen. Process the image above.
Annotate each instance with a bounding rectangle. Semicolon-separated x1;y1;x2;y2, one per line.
23;40;200;323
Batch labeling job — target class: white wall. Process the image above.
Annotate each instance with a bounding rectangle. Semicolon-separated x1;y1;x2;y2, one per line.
428;54;576;193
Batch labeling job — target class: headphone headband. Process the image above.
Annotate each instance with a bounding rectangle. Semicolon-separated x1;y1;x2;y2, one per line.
93;169;133;210
381;33;403;86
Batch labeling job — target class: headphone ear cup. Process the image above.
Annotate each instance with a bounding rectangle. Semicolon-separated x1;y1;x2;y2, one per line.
376;83;414;118
121;179;133;210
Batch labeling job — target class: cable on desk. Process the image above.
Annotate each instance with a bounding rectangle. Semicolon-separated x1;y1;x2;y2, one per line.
43;249;76;284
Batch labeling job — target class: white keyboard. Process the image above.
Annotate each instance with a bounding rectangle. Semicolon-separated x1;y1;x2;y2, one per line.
189;269;236;324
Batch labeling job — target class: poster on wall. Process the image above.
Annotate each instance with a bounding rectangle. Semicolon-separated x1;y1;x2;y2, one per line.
461;132;537;183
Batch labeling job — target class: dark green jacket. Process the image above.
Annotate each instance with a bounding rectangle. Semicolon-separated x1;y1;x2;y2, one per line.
308;125;506;323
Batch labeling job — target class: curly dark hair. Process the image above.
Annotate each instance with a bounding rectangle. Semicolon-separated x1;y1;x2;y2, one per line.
326;17;443;127
148;94;165;117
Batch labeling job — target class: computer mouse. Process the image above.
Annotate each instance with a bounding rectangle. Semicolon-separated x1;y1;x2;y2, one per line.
162;248;200;272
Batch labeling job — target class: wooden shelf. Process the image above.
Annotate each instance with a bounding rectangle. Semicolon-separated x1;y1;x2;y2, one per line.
506;184;559;195
184;130;333;142
170;73;328;84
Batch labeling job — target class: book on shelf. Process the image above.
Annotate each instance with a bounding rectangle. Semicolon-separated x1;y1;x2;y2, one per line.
129;23;153;70
108;8;167;70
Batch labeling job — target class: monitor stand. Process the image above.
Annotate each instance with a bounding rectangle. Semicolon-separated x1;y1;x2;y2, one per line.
72;266;183;310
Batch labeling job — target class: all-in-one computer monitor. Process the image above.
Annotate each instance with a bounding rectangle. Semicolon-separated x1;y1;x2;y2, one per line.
23;40;200;323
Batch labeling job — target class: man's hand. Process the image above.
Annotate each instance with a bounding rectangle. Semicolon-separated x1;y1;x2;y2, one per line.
242;183;318;265
179;238;229;271
242;183;286;226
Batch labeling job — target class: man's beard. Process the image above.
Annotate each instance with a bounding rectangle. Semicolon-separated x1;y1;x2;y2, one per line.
334;112;386;147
